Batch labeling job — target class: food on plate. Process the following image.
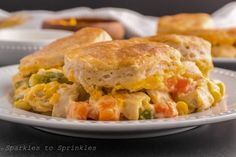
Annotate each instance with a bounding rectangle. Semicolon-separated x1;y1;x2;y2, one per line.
63;40;186;120
64;40;183;92
157;13;214;34
19;27;112;76
12;28;225;121
42;18;125;39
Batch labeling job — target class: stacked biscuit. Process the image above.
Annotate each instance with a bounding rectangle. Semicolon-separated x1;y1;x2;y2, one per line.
157;13;236;58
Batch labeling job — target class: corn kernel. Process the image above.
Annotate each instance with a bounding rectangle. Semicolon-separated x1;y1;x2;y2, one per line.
208;80;222;104
14;100;31;111
213;80;225;96
50;93;59;104
176;101;189;115
211;91;222;105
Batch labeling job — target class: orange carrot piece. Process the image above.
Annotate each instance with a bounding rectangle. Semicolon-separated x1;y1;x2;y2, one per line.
67;101;90;120
175;78;190;93
154;103;175;118
98;96;120;121
166;77;190;93
165;76;178;92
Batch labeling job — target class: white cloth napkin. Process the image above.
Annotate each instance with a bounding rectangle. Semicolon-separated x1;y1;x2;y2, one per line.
212;1;236;28
1;2;236;37
7;7;157;37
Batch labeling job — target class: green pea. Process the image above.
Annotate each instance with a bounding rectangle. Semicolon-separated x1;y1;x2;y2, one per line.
139;109;153;120
29;72;72;86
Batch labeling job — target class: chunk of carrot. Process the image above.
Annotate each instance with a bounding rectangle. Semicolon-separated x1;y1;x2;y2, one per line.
98;96;120;121
165;77;178;92
154;103;175;118
166;77;190;93
175;78;190;93
67;101;90;120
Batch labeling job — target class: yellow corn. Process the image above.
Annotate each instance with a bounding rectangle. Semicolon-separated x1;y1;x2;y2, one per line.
50;93;59;104
213;80;225;96
176;101;189;115
14;100;31;111
24;81;60;113
208;80;222;104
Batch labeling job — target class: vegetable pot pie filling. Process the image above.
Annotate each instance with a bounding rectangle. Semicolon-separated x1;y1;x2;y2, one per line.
12;30;225;121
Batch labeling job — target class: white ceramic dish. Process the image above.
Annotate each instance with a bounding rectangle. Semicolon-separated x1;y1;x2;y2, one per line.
213;58;236;64
0;29;72;66
1;65;236;139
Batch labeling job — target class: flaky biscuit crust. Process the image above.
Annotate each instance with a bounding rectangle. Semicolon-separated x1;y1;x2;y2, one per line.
64;40;183;92
19;27;112;76
158;13;214;34
131;34;212;75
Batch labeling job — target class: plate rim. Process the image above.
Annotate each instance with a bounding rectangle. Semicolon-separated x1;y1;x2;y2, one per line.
0;29;72;43
213;58;236;63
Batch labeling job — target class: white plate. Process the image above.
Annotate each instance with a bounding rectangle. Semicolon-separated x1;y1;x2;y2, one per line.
1;65;236;139
213;58;236;64
0;29;72;66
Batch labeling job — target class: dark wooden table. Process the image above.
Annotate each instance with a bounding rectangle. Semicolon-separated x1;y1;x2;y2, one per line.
0;119;236;157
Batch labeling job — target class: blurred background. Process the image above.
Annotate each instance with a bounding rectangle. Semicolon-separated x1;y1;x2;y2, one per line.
0;0;234;15
0;0;235;66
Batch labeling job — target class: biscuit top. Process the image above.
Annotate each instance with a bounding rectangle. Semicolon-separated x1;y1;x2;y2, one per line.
68;40;180;68
158;13;214;34
19;27;112;76
64;40;184;92
186;28;236;45
131;34;213;75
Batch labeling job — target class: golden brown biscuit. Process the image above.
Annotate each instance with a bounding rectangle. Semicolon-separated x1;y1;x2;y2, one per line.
157;13;214;34
186;28;236;45
19;27;112;76
212;45;236;58
185;28;236;57
64;40;184;94
131;34;212;75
